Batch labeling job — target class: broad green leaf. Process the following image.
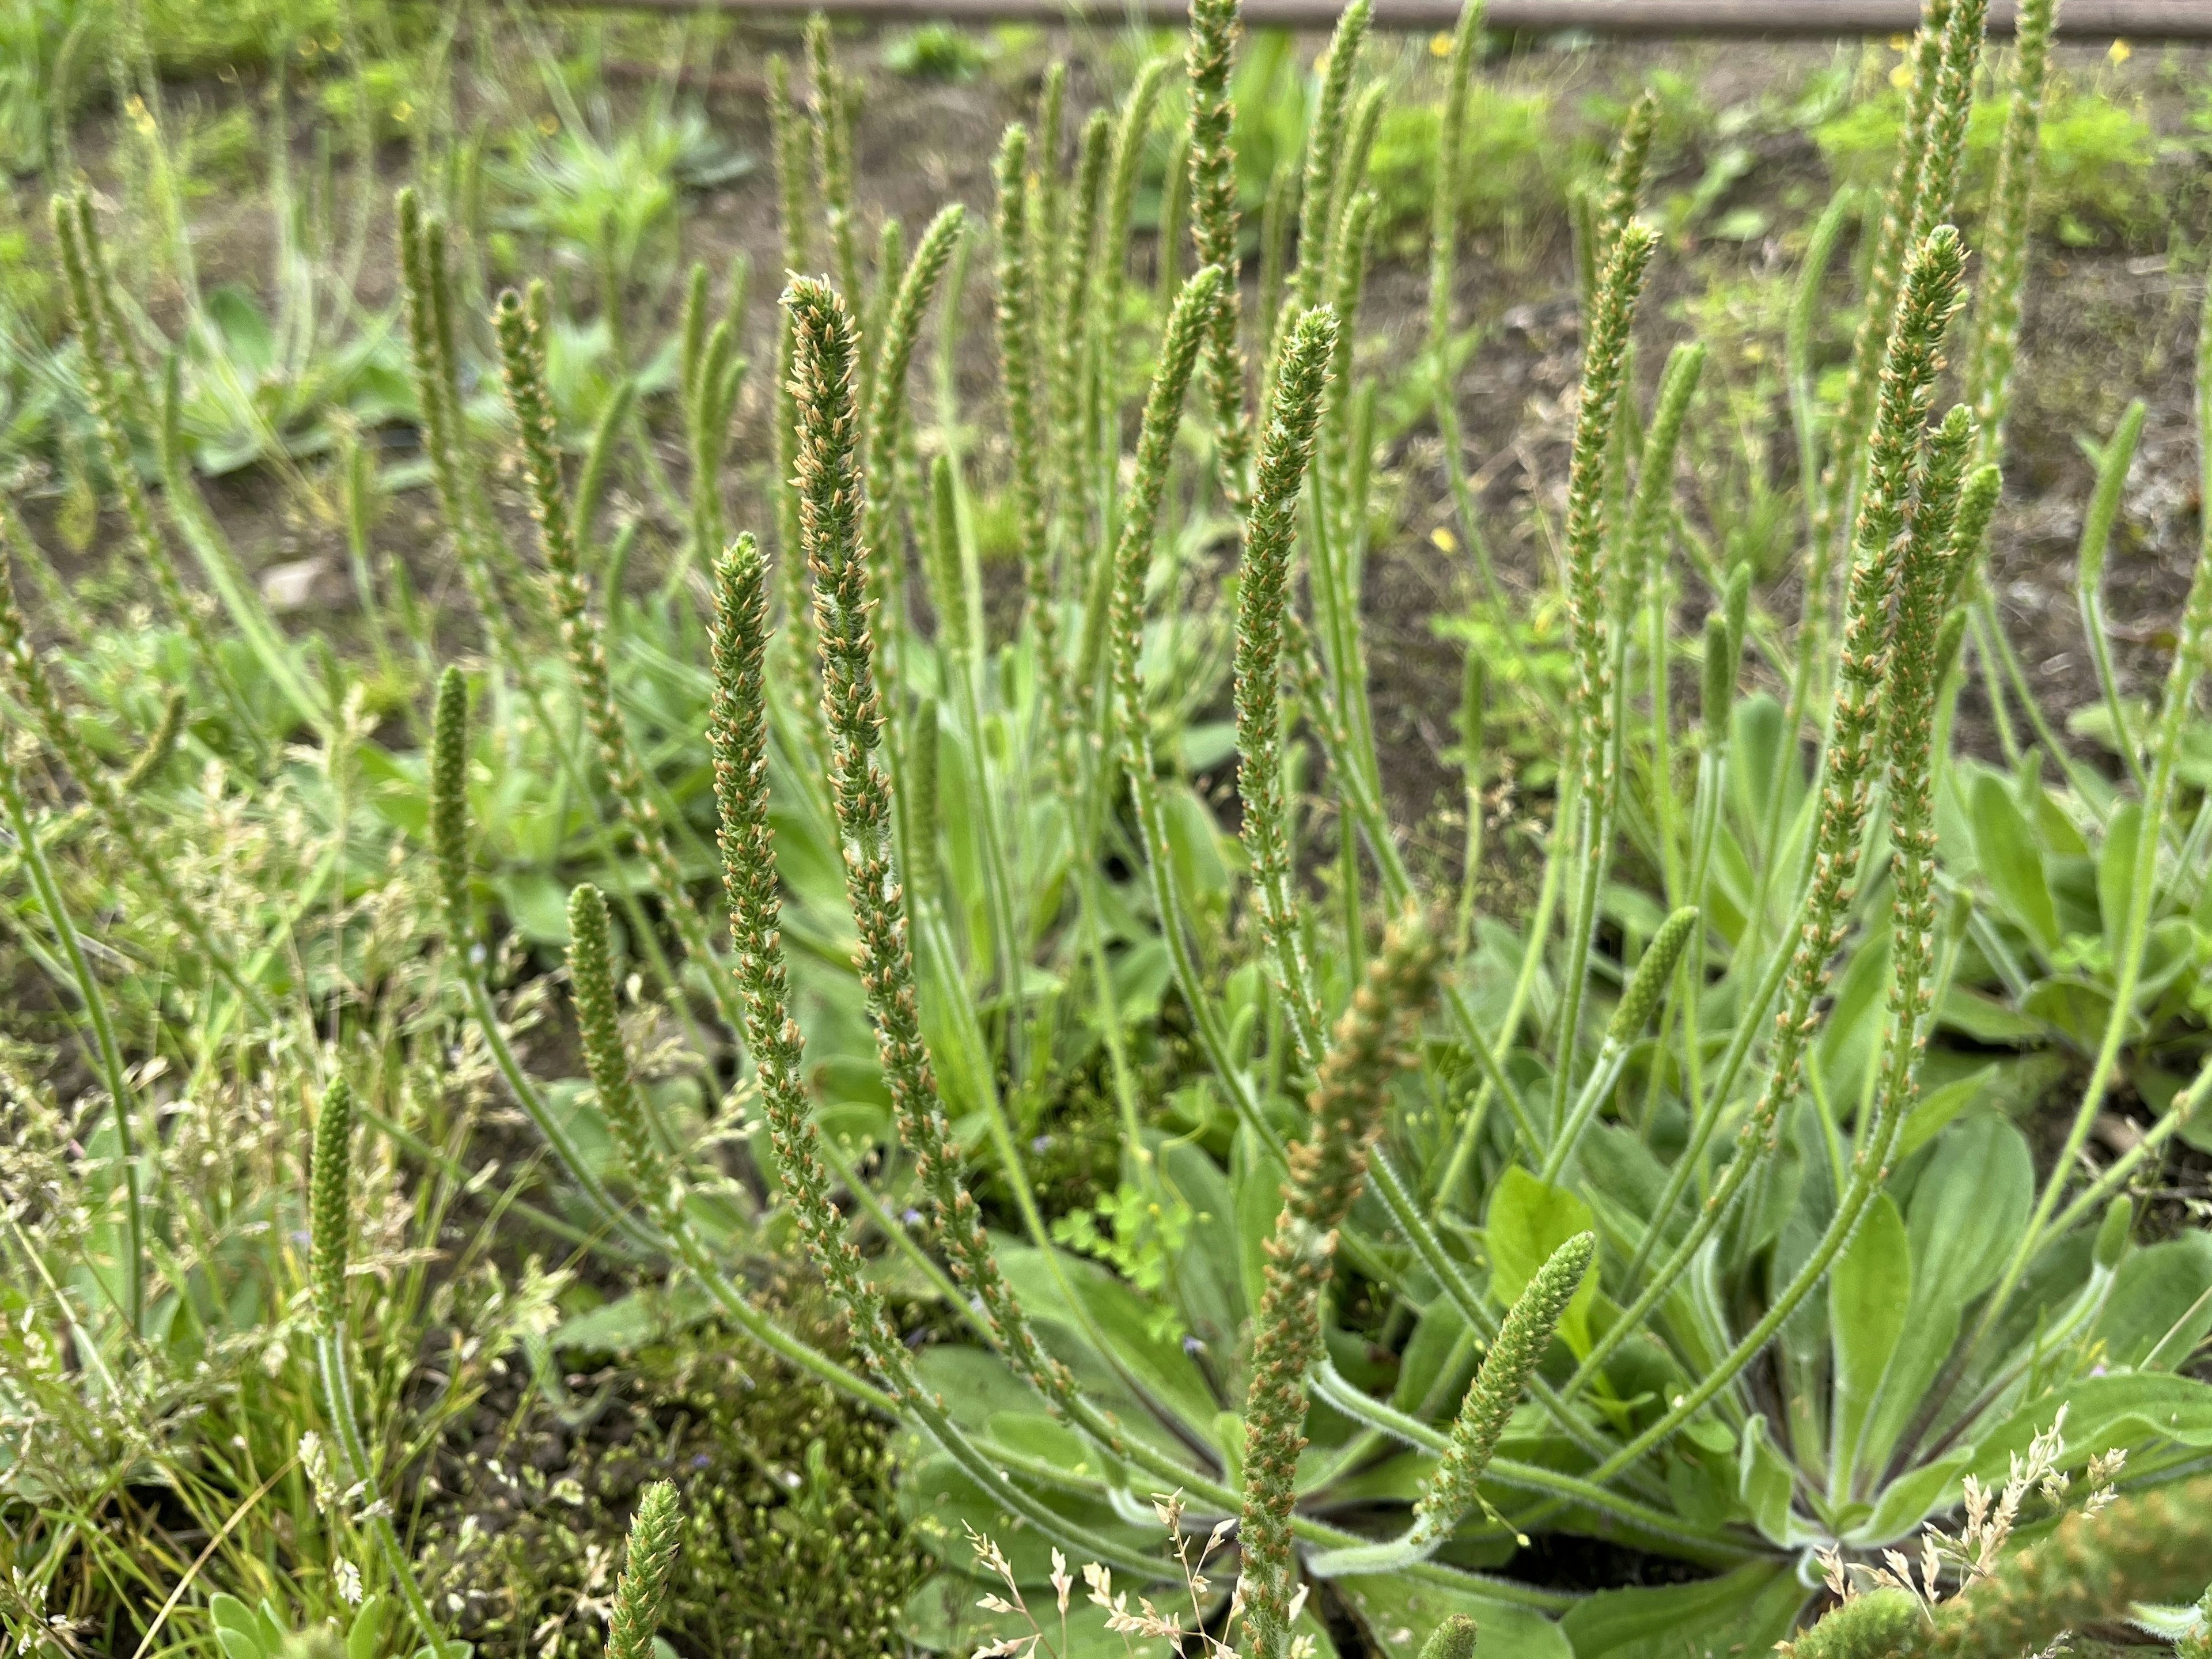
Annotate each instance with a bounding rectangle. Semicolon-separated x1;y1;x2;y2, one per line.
1486;1167;1599;1355
1971;771;2059;955
1560;1562;1804;1659
1829;1195;1909;1486
1736;1416;1801;1548
1847;1452;1970;1546
346;1596;388;1659
1338;1571;1570;1659
1967;1373;2212;1486
1906;1115;2032;1314
2089;1233;2212;1370
1895;1066;1994;1161
209;1596;270;1659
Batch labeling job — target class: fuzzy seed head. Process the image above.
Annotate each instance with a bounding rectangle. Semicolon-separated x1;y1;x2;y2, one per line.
308;1076;356;1336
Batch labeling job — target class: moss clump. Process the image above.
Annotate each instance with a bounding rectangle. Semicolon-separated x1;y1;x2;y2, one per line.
421;1332;927;1659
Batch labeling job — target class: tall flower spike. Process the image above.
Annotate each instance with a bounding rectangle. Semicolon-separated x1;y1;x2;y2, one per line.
1562;218;1658;799
992;127;1075;761
1967;0;2059;452
1429;0;1487;350
1238;915;1441;1659
1102;56;1173;356
1052;111;1112;537
1294;0;1371;312
1870;404;1976;1137
1547;218;1657;1141
429;666;473;950
494;285;741;1029
1561;226;1967;1396
50;195;221;681
1409;1232;1594;1548
604;1482;681;1659
1803;0;1952;628
1112;267;1226;779
1236;305;1340;1073
1185;0;1252;501
862;203;964;608
567;883;669;1217
783;275;1080;1415
308;1076;356;1338
1593;91;1657;272
710;535;902;1372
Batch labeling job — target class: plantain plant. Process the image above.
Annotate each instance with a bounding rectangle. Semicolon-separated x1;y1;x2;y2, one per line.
4;0;2211;1653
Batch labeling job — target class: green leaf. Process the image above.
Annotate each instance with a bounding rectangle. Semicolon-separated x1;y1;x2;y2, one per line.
1338;1572;1569;1659
2089;1233;2212;1370
1485;1167;1599;1355
209;1596;272;1659
1905;1116;2032;1313
1967;1374;2212;1485
1896;1066;1994;1161
1971;771;2059;955
1736;1416;1804;1548
1559;1561;1804;1659
1847;1452;1969;1547
1829;1194;1909;1488
347;1596;389;1659
2099;799;2144;963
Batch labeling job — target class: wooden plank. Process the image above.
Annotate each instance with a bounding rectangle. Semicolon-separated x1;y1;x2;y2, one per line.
519;0;2212;37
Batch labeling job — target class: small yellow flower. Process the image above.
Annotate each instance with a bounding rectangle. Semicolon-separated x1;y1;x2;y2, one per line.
539;113;560;135
1430;525;1460;554
1888;33;1910;51
1889;60;1914;89
2108;37;2132;64
1429;31;1452;57
124;94;155;137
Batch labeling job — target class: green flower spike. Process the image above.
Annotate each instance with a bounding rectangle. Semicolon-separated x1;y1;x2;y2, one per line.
604;1481;681;1659
1238;914;1441;1659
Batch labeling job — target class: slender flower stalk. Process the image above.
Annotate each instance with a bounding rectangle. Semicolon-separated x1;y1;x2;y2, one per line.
494;284;744;1032
1967;0;2061;454
1562;225;1967;1400
50;195;236;716
1305;1230;1594;1576
768;56;831;774
1593;90;1656;270
1236;305;1340;1074
428;669;657;1250
806;16;864;338
1975;248;2212;1354
993;127;1077;771
1238;915;1441;1659
1186;0;1252;503
306;1075;457;1659
1294;0;1370;312
1800;0;1956;701
397;191;529;675
1052;112;1111;540
1427;0;1487;353
1101;56;1173;400
1540;904;1698;1181
707;541;1191;1581
1407;1232;1593;1545
604;1483;681;1659
0;547;259;1012
0;741;143;1335
709;535;906;1368
785;274;1080;1415
1547;218;1658;1143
